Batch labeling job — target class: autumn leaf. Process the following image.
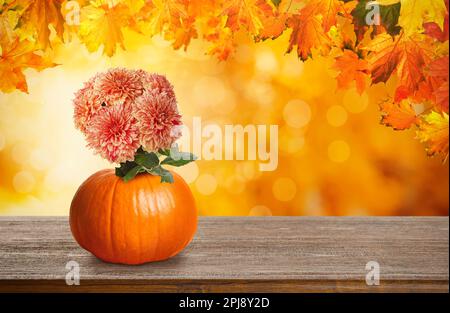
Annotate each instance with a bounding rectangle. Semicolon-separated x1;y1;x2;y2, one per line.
78;0;129;57
167;17;198;51
424;19;449;42
222;0;275;36
315;0;350;32
333;49;369;94
427;56;449;112
131;0;198;50
286;6;330;61
366;34;401;82
396;0;447;37
17;0;65;49
376;0;447;36
257;0;288;40
417;111;449;159
380;99;419;130
257;0;304;41
0;1;22;43
434;81;449;112
134;0;186;35
286;0;355;61
0;36;56;93
204;15;236;61
367;33;433;98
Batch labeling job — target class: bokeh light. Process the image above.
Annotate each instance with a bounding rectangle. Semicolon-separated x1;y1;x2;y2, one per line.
283;99;311;128
343;89;369;113
327;105;348;127
13;171;36;194
272;177;297;202
328;140;351;163
195;174;218;196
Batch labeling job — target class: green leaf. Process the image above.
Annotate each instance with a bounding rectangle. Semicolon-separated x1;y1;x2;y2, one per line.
135;152;159;169
158;144;197;167
123;165;144;182
115;161;139;177
149;166;174;183
158;148;171;156
161;152;197;166
115;146;193;183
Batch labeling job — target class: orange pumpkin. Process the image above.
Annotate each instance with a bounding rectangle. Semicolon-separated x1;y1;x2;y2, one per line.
70;169;197;265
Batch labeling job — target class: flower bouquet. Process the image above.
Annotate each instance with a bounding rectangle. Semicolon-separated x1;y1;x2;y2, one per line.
70;68;197;265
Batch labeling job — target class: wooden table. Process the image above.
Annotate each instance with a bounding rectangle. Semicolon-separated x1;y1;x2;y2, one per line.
0;217;448;292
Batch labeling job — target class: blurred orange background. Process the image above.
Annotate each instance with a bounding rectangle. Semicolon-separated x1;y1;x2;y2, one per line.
0;30;448;216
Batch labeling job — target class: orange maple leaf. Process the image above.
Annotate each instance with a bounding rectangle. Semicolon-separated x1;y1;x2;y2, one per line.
333;49;369;94
286;0;352;61
380;99;419;130
286;6;330;61
367;33;433;99
427;56;449;112
18;0;65;49
315;0;353;32
204;15;236;61
0;36;56;93
258;11;287;40
168;17;198;51
222;0;275;36
131;0;197;51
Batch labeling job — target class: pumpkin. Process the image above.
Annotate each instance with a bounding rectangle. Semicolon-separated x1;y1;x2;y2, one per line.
70;169;197;265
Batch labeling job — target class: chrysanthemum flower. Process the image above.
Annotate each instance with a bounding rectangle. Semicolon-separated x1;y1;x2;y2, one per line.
134;90;182;152
86;105;140;163
94;68;144;106
73;74;104;133
139;71;176;100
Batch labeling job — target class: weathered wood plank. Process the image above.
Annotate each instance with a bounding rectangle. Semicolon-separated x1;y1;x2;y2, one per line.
0;217;448;292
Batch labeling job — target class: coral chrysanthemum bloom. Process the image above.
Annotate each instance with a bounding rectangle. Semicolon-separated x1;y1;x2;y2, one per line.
134;90;182;152
94;68;144;106
139;71;176;99
73;75;103;133
74;68;183;164
86;105;140;163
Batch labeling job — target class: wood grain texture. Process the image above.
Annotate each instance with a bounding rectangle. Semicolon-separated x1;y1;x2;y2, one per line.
0;217;448;292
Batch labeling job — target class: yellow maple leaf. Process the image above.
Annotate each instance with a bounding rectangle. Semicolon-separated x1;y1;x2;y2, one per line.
0;36;56;93
134;0;188;36
417;111;449;159
17;0;65;49
131;0;197;51
400;0;447;36
0;2;21;43
378;0;447;36
78;0;129;57
222;0;275;36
